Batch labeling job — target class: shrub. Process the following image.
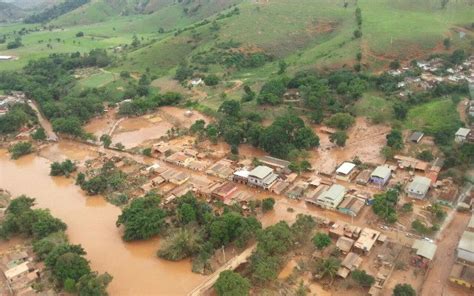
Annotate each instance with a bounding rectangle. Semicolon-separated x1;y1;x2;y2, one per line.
312;233;331;250
261;198;275;213
9;141;33;159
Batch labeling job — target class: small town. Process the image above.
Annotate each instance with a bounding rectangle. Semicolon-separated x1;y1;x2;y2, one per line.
1;1;474;296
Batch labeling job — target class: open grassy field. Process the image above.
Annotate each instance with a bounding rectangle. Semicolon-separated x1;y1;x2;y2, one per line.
359;0;474;61
404;99;462;135
79;70;116;88
352;93;394;123
0;0;472;83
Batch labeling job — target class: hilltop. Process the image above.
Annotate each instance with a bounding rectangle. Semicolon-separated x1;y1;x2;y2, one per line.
0;0;472;77
0;1;26;22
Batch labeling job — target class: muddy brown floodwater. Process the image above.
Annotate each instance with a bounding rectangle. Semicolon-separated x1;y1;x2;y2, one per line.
0;151;204;295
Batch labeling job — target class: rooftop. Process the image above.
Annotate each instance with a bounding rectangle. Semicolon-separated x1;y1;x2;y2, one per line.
468;214;474;229
410;131;424;142
258;156;290;169
407;176;431;194
249;165;274;179
371;166;391;180
456;127;471;137
412;239;437;260
336;162;356;175
458;231;474;253
321;184;346;201
4;261;29;280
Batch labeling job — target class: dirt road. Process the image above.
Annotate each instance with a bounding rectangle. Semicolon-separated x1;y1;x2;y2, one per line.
420;212;471;296
28;100;58;141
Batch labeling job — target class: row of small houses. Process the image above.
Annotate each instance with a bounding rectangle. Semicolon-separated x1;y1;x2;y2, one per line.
152;143;439;214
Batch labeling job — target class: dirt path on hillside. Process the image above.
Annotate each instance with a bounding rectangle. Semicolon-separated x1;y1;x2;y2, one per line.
224;80;243;94
420;212;471;296
457;98;469;124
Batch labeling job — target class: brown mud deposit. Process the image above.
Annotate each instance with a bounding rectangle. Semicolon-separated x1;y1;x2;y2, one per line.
84;108;118;138
110;107;210;149
0;151;204;295
310;118;390;172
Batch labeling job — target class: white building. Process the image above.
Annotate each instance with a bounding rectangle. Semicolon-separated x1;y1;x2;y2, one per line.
335;162;356;181
247;165;278;189
406;176;431;199
457;231;474;264
315;184;346;209
455;128;471;143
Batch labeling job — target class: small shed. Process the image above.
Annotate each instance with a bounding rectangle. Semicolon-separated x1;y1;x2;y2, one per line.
455;127;471;143
409;131;424;143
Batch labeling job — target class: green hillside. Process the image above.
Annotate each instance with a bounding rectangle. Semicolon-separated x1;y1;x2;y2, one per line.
0;0;472;76
0;2;26;22
116;0;474;78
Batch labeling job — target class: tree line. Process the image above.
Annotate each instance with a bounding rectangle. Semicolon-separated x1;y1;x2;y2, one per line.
0;195;112;295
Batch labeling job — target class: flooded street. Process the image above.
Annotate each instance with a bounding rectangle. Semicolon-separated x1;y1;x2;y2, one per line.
0;150;204;295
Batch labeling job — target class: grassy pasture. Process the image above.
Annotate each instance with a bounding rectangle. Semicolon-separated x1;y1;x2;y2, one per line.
404;99;462;135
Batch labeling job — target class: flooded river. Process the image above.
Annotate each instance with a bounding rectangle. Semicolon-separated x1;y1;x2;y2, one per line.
0;150;204;295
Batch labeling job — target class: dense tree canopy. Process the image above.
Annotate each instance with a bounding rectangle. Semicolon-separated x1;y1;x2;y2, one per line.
214;271;250;296
116;194;167;241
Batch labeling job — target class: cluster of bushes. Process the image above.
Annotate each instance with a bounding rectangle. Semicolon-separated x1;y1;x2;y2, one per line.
0;196;112;295
191;49;273;70
76;161;127;195
115;192;261;274
8;141;33;159
0;103;37;135
190;102;319;159
50;159;77;177
372;188;400;223
248;215;315;284
118;92;183;116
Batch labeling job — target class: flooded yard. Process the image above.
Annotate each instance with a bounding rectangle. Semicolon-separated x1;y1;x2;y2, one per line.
0;151;205;295
108;107;210;149
310;118;390;173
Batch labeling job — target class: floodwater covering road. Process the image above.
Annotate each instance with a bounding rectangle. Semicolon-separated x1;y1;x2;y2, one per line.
0;150;204;295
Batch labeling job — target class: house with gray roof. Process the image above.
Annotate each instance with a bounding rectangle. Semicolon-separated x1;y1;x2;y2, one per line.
369;166;391;186
406;176;431;199
457;231;474;264
315;184;346;209
455;127;471;143
409;131;424;143
248;165;278;190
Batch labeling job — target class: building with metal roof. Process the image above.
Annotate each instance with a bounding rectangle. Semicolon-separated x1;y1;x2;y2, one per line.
468;214;474;232
248;165;278;189
336;162;356;181
406;176;431;199
409;131;424;143
369;166;391;186
412;239;437;260
457;231;474;264
315;184;346;209
258;156;290;170
455;127;471;143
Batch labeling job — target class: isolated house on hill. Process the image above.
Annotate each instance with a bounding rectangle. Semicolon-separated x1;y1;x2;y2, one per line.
455;127;471;143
